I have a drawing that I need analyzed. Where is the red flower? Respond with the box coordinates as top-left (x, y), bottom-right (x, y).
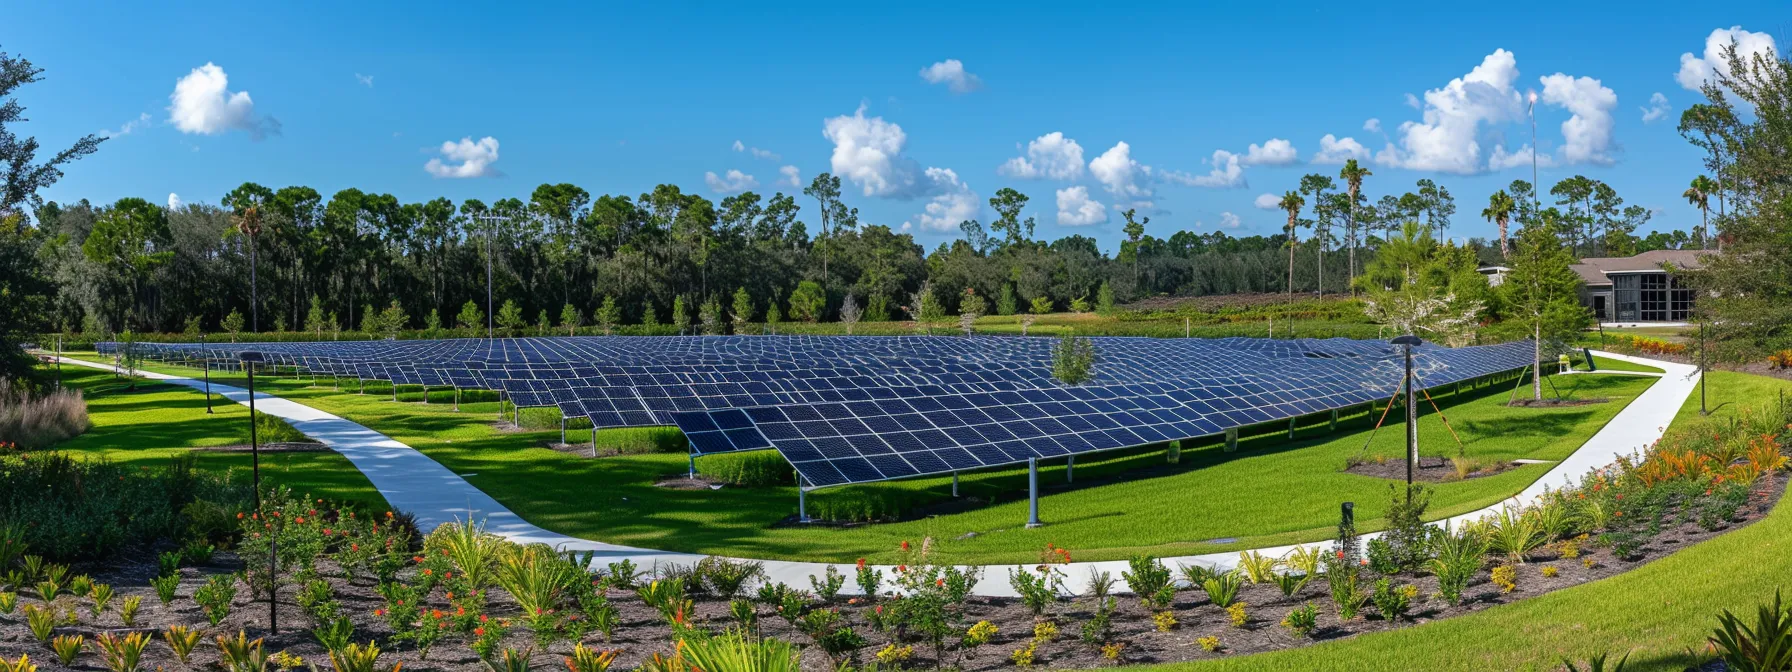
top-left (351, 544), bottom-right (360, 552)
top-left (295, 516), bottom-right (305, 524)
top-left (900, 540), bottom-right (910, 551)
top-left (936, 579), bottom-right (945, 587)
top-left (422, 569), bottom-right (433, 576)
top-left (431, 610), bottom-right (443, 619)
top-left (237, 512), bottom-right (245, 520)
top-left (474, 627), bottom-right (485, 636)
top-left (480, 614), bottom-right (489, 622)
top-left (1336, 550), bottom-right (1344, 559)
top-left (374, 609), bottom-right (386, 616)
top-left (856, 558), bottom-right (867, 569)
top-left (898, 565), bottom-right (907, 573)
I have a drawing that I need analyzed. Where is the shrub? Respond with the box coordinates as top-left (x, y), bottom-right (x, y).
top-left (90, 632), bottom-right (150, 672)
top-left (1273, 571), bottom-right (1310, 597)
top-left (193, 574), bottom-right (237, 626)
top-left (162, 625), bottom-right (201, 664)
top-left (24, 604), bottom-right (53, 641)
top-left (1491, 564), bottom-right (1518, 593)
top-left (1201, 570), bottom-right (1243, 608)
top-left (1122, 555), bottom-right (1172, 608)
top-left (1382, 484), bottom-right (1435, 572)
top-left (964, 620), bottom-right (998, 646)
top-left (1708, 589), bottom-right (1792, 672)
top-left (150, 575), bottom-right (179, 605)
top-left (698, 556), bottom-right (762, 600)
top-left (1371, 579), bottom-right (1417, 621)
top-left (808, 565), bottom-right (845, 602)
top-left (215, 631), bottom-right (269, 672)
top-left (1226, 602), bottom-right (1249, 628)
top-left (1236, 551), bottom-right (1279, 584)
top-left (1081, 597), bottom-right (1116, 646)
top-left (1488, 505), bottom-right (1545, 564)
top-left (1152, 610), bottom-right (1178, 632)
top-left (1430, 524), bottom-right (1488, 606)
top-left (1281, 602), bottom-right (1319, 638)
top-left (0, 451), bottom-right (249, 562)
top-left (0, 385), bottom-right (90, 450)
top-left (51, 635), bottom-right (81, 666)
top-left (119, 595), bottom-right (140, 627)
top-left (1197, 635), bottom-right (1221, 652)
top-left (566, 644), bottom-right (619, 672)
top-left (0, 592), bottom-right (13, 614)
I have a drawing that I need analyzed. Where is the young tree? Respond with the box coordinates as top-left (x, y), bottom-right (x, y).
top-left (221, 309), bottom-right (245, 343)
top-left (496, 299), bottom-right (526, 336)
top-left (1502, 223), bottom-right (1588, 400)
top-left (326, 312), bottom-right (341, 340)
top-left (730, 286), bottom-right (755, 332)
top-left (765, 294), bottom-right (783, 333)
top-left (1118, 209), bottom-right (1148, 289)
top-left (672, 295), bottom-right (692, 335)
top-left (837, 293), bottom-right (860, 335)
top-left (596, 296), bottom-right (620, 335)
top-left (1095, 281), bottom-right (1116, 315)
top-left (641, 301), bottom-right (660, 330)
top-left (456, 300), bottom-right (484, 334)
top-left (698, 296), bottom-right (724, 335)
top-left (1029, 296), bottom-right (1053, 315)
top-left (378, 300), bottom-right (408, 339)
top-left (996, 284), bottom-right (1018, 316)
top-left (1051, 331), bottom-right (1097, 386)
top-left (424, 308), bottom-right (442, 336)
top-left (536, 309), bottom-right (551, 336)
top-left (305, 295), bottom-right (328, 338)
top-left (560, 303), bottom-right (583, 336)
top-left (361, 304), bottom-right (379, 336)
top-left (958, 287), bottom-right (986, 336)
top-left (988, 188), bottom-right (1037, 248)
top-left (182, 315), bottom-right (202, 337)
top-left (788, 281), bottom-right (826, 323)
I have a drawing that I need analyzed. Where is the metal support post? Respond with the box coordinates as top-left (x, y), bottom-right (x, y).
top-left (1026, 457), bottom-right (1043, 528)
top-left (951, 471), bottom-right (959, 497)
top-left (1066, 455), bottom-right (1074, 483)
top-left (1224, 427), bottom-right (1239, 452)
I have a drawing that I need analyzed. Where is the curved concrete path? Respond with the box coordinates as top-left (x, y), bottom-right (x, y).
top-left (61, 351), bottom-right (1697, 597)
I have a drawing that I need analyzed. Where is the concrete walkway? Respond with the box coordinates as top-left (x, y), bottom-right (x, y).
top-left (61, 350), bottom-right (1698, 597)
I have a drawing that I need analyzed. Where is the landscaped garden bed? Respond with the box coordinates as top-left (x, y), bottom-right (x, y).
top-left (1, 389), bottom-right (1787, 672)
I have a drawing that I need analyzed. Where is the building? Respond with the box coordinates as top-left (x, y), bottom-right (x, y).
top-left (1571, 249), bottom-right (1704, 323)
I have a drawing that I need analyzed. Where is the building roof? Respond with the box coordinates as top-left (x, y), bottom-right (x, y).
top-left (1571, 249), bottom-right (1707, 286)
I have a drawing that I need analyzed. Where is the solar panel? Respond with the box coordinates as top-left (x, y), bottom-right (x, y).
top-left (105, 335), bottom-right (1535, 487)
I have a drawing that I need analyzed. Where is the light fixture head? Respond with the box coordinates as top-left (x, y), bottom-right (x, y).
top-left (239, 351), bottom-right (265, 363)
top-left (1390, 335), bottom-right (1423, 347)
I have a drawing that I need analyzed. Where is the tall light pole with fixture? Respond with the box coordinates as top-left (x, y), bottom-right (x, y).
top-left (1527, 90), bottom-right (1540, 211)
top-left (472, 213), bottom-right (512, 339)
top-left (239, 351), bottom-right (276, 632)
top-left (1391, 334), bottom-right (1422, 499)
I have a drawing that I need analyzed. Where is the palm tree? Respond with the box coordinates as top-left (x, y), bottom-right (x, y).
top-left (1278, 190), bottom-right (1305, 299)
top-left (1339, 159), bottom-right (1371, 294)
top-left (232, 201), bottom-right (264, 332)
top-left (1482, 190), bottom-right (1516, 259)
top-left (1684, 175), bottom-right (1715, 250)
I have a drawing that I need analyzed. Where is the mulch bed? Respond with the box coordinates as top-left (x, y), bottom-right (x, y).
top-left (1343, 456), bottom-right (1523, 482)
top-left (2, 473), bottom-right (1783, 671)
top-left (1506, 397), bottom-right (1609, 408)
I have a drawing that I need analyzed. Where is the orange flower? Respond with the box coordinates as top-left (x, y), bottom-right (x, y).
top-left (431, 610), bottom-right (443, 619)
top-left (856, 558), bottom-right (867, 569)
top-left (474, 627), bottom-right (485, 636)
top-left (480, 614), bottom-right (489, 622)
top-left (900, 540), bottom-right (910, 551)
top-left (237, 512), bottom-right (245, 519)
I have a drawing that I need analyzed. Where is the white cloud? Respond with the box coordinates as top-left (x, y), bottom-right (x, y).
top-left (1055, 186), bottom-right (1107, 226)
top-left (732, 140), bottom-right (780, 161)
top-left (1540, 72), bottom-right (1618, 165)
top-left (354, 73), bottom-right (374, 87)
top-left (1311, 134), bottom-right (1370, 164)
top-left (1487, 143), bottom-right (1553, 171)
top-left (1163, 149), bottom-right (1245, 188)
top-left (1677, 26), bottom-right (1778, 91)
top-left (99, 112), bottom-right (152, 138)
top-left (1363, 118), bottom-right (1382, 134)
top-left (1218, 212), bottom-right (1242, 229)
top-left (999, 132), bottom-right (1085, 180)
top-left (916, 167), bottom-right (978, 231)
top-left (704, 169), bottom-right (758, 193)
top-left (167, 193), bottom-right (182, 210)
top-left (1403, 93), bottom-right (1421, 109)
top-left (1089, 141), bottom-right (1157, 197)
top-left (1240, 138), bottom-right (1297, 166)
top-left (1253, 193), bottom-right (1282, 210)
top-left (1641, 92), bottom-right (1671, 122)
top-left (822, 104), bottom-right (924, 198)
top-left (1375, 49), bottom-right (1523, 174)
top-left (424, 136), bottom-right (500, 178)
top-left (900, 221), bottom-right (913, 232)
top-left (778, 165), bottom-right (801, 188)
top-left (168, 63), bottom-right (279, 138)
top-left (919, 59), bottom-right (983, 94)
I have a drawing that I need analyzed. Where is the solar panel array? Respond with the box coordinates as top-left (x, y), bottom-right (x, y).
top-left (106, 336), bottom-right (1534, 487)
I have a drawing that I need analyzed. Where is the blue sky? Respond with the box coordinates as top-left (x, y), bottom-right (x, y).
top-left (11, 1), bottom-right (1787, 251)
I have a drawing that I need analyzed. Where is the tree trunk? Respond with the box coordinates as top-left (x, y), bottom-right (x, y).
top-left (1533, 321), bottom-right (1543, 401)
top-left (1499, 220), bottom-right (1510, 259)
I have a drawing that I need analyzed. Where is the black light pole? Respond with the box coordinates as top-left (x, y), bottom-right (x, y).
top-left (239, 351), bottom-right (275, 632)
top-left (1700, 321), bottom-right (1709, 416)
top-left (473, 213), bottom-right (511, 339)
top-left (1391, 334), bottom-right (1423, 500)
top-left (53, 335), bottom-right (61, 389)
top-left (202, 334), bottom-right (214, 414)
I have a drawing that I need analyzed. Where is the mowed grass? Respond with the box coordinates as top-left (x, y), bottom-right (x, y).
top-left (72, 352), bottom-right (1656, 564)
top-left (1582, 354), bottom-right (1666, 374)
top-left (51, 365), bottom-right (389, 511)
top-left (1146, 369), bottom-right (1792, 672)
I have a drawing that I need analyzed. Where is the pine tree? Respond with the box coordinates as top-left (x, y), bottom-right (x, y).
top-left (596, 296), bottom-right (620, 335)
top-left (1502, 223), bottom-right (1589, 400)
top-left (672, 296), bottom-right (692, 335)
top-left (560, 303), bottom-right (583, 336)
top-left (730, 287), bottom-right (754, 332)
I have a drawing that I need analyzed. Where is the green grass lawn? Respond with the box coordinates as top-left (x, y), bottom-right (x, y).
top-left (52, 366), bottom-right (390, 511)
top-left (1581, 354), bottom-right (1666, 374)
top-left (68, 353), bottom-right (1655, 564)
top-left (1144, 369), bottom-right (1792, 672)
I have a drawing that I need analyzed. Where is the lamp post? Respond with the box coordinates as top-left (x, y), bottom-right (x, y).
top-left (472, 213), bottom-right (512, 339)
top-left (202, 333), bottom-right (213, 414)
top-left (1391, 334), bottom-right (1423, 499)
top-left (239, 351), bottom-right (276, 632)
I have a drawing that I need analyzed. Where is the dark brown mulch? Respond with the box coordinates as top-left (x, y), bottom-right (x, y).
top-left (655, 475), bottom-right (725, 490)
top-left (1507, 397), bottom-right (1609, 408)
top-left (1343, 456), bottom-right (1523, 482)
top-left (1, 473), bottom-right (1783, 672)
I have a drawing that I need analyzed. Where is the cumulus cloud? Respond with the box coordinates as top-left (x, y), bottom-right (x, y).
top-left (822, 104), bottom-right (924, 198)
top-left (100, 112), bottom-right (152, 138)
top-left (778, 165), bottom-right (801, 188)
top-left (1240, 138), bottom-right (1297, 166)
top-left (919, 59), bottom-right (983, 93)
top-left (1163, 149), bottom-right (1245, 188)
top-left (1375, 49), bottom-right (1523, 174)
top-left (732, 140), bottom-right (781, 161)
top-left (1364, 118), bottom-right (1382, 134)
top-left (999, 132), bottom-right (1085, 180)
top-left (424, 136), bottom-right (501, 178)
top-left (1311, 134), bottom-right (1370, 164)
top-left (167, 63), bottom-right (280, 139)
top-left (1641, 92), bottom-right (1671, 122)
top-left (1055, 186), bottom-right (1107, 226)
top-left (1487, 143), bottom-right (1553, 171)
top-left (916, 167), bottom-right (979, 231)
top-left (1089, 141), bottom-right (1156, 198)
top-left (1253, 193), bottom-right (1282, 210)
top-left (705, 169), bottom-right (758, 193)
top-left (167, 193), bottom-right (182, 210)
top-left (1540, 72), bottom-right (1618, 165)
top-left (355, 73), bottom-right (374, 87)
top-left (1217, 212), bottom-right (1242, 229)
top-left (1677, 26), bottom-right (1778, 91)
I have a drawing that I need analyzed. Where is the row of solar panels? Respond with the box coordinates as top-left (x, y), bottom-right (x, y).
top-left (103, 335), bottom-right (1535, 487)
